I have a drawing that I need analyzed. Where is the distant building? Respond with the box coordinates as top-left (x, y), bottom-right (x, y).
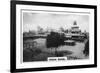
top-left (68, 21), bottom-right (81, 34)
top-left (65, 21), bottom-right (87, 42)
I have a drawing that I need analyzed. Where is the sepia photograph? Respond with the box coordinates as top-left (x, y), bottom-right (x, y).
top-left (22, 11), bottom-right (89, 62)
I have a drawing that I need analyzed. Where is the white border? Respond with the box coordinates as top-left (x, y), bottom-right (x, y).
top-left (16, 4), bottom-right (94, 69)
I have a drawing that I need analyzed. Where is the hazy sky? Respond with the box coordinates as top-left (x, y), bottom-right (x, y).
top-left (23, 12), bottom-right (89, 32)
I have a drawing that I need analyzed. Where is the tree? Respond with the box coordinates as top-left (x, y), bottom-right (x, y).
top-left (37, 26), bottom-right (43, 34)
top-left (59, 27), bottom-right (65, 32)
top-left (46, 31), bottom-right (65, 56)
top-left (83, 40), bottom-right (89, 56)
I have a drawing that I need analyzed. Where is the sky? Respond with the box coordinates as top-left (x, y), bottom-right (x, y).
top-left (23, 12), bottom-right (89, 32)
